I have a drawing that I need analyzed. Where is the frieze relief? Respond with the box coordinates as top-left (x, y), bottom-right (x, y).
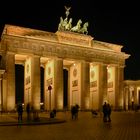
top-left (2, 35), bottom-right (126, 65)
top-left (62, 49), bottom-right (67, 55)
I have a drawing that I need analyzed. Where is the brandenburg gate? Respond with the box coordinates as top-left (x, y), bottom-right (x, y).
top-left (0, 7), bottom-right (130, 112)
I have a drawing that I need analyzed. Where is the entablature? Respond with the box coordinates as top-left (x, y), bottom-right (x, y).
top-left (1, 34), bottom-right (130, 66)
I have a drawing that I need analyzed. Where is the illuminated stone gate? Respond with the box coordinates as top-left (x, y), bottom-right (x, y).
top-left (0, 24), bottom-right (130, 112)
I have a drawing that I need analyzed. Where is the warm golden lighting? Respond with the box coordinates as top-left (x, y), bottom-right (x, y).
top-left (0, 24), bottom-right (130, 111)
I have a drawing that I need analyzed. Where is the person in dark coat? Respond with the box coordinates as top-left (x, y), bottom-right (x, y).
top-left (26, 103), bottom-right (31, 121)
top-left (71, 104), bottom-right (80, 120)
top-left (17, 103), bottom-right (23, 122)
top-left (53, 109), bottom-right (56, 117)
top-left (75, 104), bottom-right (80, 119)
top-left (102, 102), bottom-right (108, 122)
top-left (107, 103), bottom-right (112, 122)
top-left (71, 105), bottom-right (77, 120)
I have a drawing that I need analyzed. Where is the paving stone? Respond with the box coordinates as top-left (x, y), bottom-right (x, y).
top-left (0, 111), bottom-right (140, 140)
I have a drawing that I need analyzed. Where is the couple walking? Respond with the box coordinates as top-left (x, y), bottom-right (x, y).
top-left (71, 104), bottom-right (80, 120)
top-left (103, 102), bottom-right (111, 122)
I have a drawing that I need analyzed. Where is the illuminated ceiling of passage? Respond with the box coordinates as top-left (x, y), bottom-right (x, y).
top-left (15, 54), bottom-right (75, 66)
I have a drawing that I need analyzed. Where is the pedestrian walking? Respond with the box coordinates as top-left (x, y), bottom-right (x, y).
top-left (26, 103), bottom-right (31, 121)
top-left (71, 104), bottom-right (80, 120)
top-left (102, 102), bottom-right (108, 122)
top-left (53, 109), bottom-right (56, 117)
top-left (75, 104), bottom-right (80, 119)
top-left (17, 103), bottom-right (23, 122)
top-left (107, 103), bottom-right (111, 122)
top-left (71, 105), bottom-right (77, 120)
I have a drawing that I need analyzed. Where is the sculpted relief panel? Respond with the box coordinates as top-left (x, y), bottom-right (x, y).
top-left (2, 35), bottom-right (125, 65)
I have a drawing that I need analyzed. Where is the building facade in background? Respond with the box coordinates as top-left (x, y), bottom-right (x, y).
top-left (124, 80), bottom-right (140, 110)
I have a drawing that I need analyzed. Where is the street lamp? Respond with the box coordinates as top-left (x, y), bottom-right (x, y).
top-left (48, 85), bottom-right (52, 112)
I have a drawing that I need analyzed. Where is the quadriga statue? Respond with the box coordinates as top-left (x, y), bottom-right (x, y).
top-left (70, 19), bottom-right (82, 32)
top-left (79, 22), bottom-right (89, 34)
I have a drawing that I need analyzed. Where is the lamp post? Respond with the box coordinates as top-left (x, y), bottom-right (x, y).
top-left (48, 85), bottom-right (52, 112)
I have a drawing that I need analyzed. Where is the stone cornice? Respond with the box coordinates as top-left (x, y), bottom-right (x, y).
top-left (93, 40), bottom-right (123, 53)
top-left (1, 34), bottom-right (129, 66)
top-left (124, 80), bottom-right (140, 86)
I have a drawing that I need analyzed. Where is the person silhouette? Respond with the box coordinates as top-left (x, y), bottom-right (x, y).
top-left (17, 103), bottom-right (23, 122)
top-left (107, 103), bottom-right (112, 122)
top-left (102, 102), bottom-right (108, 122)
top-left (26, 103), bottom-right (31, 121)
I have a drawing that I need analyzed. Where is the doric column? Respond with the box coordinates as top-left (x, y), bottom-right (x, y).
top-left (117, 66), bottom-right (124, 110)
top-left (134, 86), bottom-right (138, 106)
top-left (124, 86), bottom-right (129, 110)
top-left (114, 66), bottom-right (119, 110)
top-left (98, 64), bottom-right (107, 109)
top-left (0, 71), bottom-right (5, 111)
top-left (0, 72), bottom-right (5, 111)
top-left (6, 52), bottom-right (15, 111)
top-left (128, 86), bottom-right (131, 109)
top-left (54, 58), bottom-right (63, 110)
top-left (0, 79), bottom-right (2, 111)
top-left (2, 73), bottom-right (7, 111)
top-left (81, 61), bottom-right (90, 109)
top-left (31, 55), bottom-right (40, 110)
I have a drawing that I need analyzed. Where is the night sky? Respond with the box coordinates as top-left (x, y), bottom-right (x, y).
top-left (0, 0), bottom-right (140, 80)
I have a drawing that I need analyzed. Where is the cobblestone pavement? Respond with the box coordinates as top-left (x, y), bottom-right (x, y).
top-left (0, 112), bottom-right (65, 126)
top-left (0, 111), bottom-right (140, 140)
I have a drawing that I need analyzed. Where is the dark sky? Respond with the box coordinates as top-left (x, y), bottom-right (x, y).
top-left (0, 0), bottom-right (140, 80)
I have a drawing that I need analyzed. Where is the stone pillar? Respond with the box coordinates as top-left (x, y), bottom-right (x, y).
top-left (31, 55), bottom-right (40, 110)
top-left (134, 86), bottom-right (138, 107)
top-left (117, 66), bottom-right (124, 110)
top-left (0, 72), bottom-right (5, 111)
top-left (0, 79), bottom-right (2, 111)
top-left (81, 61), bottom-right (90, 110)
top-left (2, 74), bottom-right (7, 111)
top-left (1, 54), bottom-right (7, 111)
top-left (124, 86), bottom-right (129, 110)
top-left (54, 59), bottom-right (63, 110)
top-left (98, 64), bottom-right (107, 109)
top-left (114, 66), bottom-right (119, 110)
top-left (6, 52), bottom-right (15, 111)
top-left (128, 87), bottom-right (131, 110)
top-left (67, 68), bottom-right (70, 109)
